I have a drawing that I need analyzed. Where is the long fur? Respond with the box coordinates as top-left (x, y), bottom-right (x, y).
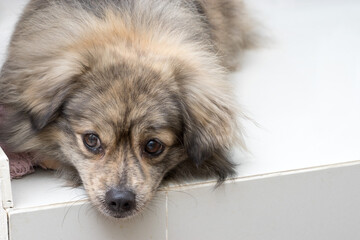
top-left (0, 0), bottom-right (255, 218)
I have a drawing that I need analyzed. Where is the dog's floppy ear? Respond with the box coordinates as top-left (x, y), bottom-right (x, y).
top-left (0, 54), bottom-right (85, 130)
top-left (176, 64), bottom-right (239, 181)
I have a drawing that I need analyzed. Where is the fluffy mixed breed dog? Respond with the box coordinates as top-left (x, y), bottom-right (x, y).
top-left (0, 0), bottom-right (254, 219)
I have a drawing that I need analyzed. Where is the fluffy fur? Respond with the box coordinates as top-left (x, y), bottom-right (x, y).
top-left (0, 0), bottom-right (254, 218)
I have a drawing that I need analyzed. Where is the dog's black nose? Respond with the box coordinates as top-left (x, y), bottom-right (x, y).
top-left (105, 188), bottom-right (136, 213)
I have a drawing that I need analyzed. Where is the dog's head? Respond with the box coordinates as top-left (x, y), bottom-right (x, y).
top-left (0, 47), bottom-right (238, 218)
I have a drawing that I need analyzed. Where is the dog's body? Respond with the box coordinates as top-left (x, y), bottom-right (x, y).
top-left (0, 0), bottom-right (254, 218)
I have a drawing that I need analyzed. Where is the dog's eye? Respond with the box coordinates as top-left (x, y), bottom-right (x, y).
top-left (144, 139), bottom-right (164, 156)
top-left (83, 133), bottom-right (102, 153)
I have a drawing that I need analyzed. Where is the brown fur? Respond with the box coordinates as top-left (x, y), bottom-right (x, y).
top-left (0, 0), bottom-right (255, 218)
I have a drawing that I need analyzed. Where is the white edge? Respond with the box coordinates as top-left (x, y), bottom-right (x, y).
top-left (7, 160), bottom-right (360, 214)
top-left (0, 147), bottom-right (13, 209)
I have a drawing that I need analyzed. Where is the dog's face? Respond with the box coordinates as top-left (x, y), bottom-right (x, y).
top-left (56, 62), bottom-right (187, 218)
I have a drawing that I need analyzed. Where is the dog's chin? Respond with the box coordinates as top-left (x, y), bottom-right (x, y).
top-left (105, 209), bottom-right (138, 219)
top-left (95, 204), bottom-right (138, 220)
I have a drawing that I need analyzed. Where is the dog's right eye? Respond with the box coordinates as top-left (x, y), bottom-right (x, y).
top-left (83, 133), bottom-right (102, 153)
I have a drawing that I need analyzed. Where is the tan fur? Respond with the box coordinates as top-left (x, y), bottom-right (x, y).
top-left (0, 0), bottom-right (255, 218)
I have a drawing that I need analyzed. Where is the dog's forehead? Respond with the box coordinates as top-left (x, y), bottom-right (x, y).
top-left (85, 62), bottom-right (176, 99)
top-left (67, 63), bottom-right (181, 133)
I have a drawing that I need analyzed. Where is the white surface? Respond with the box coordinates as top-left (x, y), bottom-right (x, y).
top-left (232, 0), bottom-right (360, 176)
top-left (167, 162), bottom-right (360, 240)
top-left (10, 170), bottom-right (86, 209)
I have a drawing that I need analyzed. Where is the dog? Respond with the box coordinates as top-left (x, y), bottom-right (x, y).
top-left (0, 0), bottom-right (255, 219)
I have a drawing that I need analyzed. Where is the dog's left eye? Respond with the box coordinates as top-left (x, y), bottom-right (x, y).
top-left (83, 133), bottom-right (102, 153)
top-left (144, 139), bottom-right (164, 156)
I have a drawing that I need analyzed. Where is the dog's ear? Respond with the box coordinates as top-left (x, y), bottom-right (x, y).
top-left (0, 54), bottom-right (85, 130)
top-left (175, 64), bottom-right (239, 181)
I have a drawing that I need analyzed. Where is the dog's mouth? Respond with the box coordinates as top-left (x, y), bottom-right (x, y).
top-left (105, 208), bottom-right (137, 219)
top-left (98, 201), bottom-right (139, 219)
